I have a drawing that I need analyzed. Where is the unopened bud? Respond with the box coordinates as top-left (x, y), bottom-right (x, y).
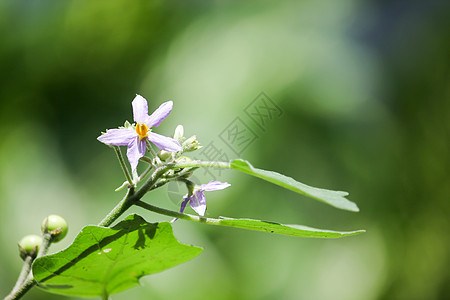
top-left (41, 215), bottom-right (68, 243)
top-left (182, 135), bottom-right (201, 152)
top-left (158, 150), bottom-right (172, 161)
top-left (174, 125), bottom-right (185, 142)
top-left (18, 235), bottom-right (42, 260)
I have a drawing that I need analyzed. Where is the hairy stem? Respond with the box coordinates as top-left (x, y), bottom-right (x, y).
top-left (10, 256), bottom-right (33, 294)
top-left (98, 187), bottom-right (135, 227)
top-left (130, 165), bottom-right (171, 200)
top-left (98, 163), bottom-right (172, 227)
top-left (139, 164), bottom-right (154, 181)
top-left (147, 179), bottom-right (169, 192)
top-left (5, 233), bottom-right (53, 300)
top-left (162, 167), bottom-right (198, 179)
top-left (113, 146), bottom-right (133, 185)
top-left (4, 278), bottom-right (35, 300)
top-left (37, 233), bottom-right (52, 257)
top-left (172, 160), bottom-right (230, 169)
top-left (135, 200), bottom-right (219, 225)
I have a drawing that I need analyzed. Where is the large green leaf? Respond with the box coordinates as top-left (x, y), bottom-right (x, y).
top-left (32, 214), bottom-right (203, 298)
top-left (230, 159), bottom-right (359, 212)
top-left (215, 217), bottom-right (364, 238)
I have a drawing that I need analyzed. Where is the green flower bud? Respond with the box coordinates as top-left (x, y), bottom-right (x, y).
top-left (123, 120), bottom-right (133, 129)
top-left (176, 156), bottom-right (192, 164)
top-left (174, 125), bottom-right (185, 142)
top-left (41, 215), bottom-right (68, 243)
top-left (18, 234), bottom-right (42, 259)
top-left (182, 135), bottom-right (201, 152)
top-left (158, 150), bottom-right (172, 161)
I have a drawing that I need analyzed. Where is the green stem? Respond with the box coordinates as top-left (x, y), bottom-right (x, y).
top-left (139, 165), bottom-right (154, 181)
top-left (31, 233), bottom-right (51, 269)
top-left (37, 233), bottom-right (52, 257)
top-left (130, 165), bottom-right (171, 200)
top-left (140, 155), bottom-right (157, 169)
top-left (135, 200), bottom-right (210, 223)
top-left (162, 167), bottom-right (198, 179)
top-left (98, 187), bottom-right (134, 227)
top-left (98, 164), bottom-right (170, 227)
top-left (172, 160), bottom-right (230, 169)
top-left (129, 160), bottom-right (226, 204)
top-left (4, 278), bottom-right (35, 300)
top-left (147, 179), bottom-right (169, 191)
top-left (5, 233), bottom-right (53, 300)
top-left (10, 256), bottom-right (33, 294)
top-left (140, 156), bottom-right (154, 164)
top-left (99, 159), bottom-right (175, 228)
top-left (113, 146), bottom-right (133, 185)
top-left (146, 140), bottom-right (158, 157)
top-left (146, 140), bottom-right (162, 165)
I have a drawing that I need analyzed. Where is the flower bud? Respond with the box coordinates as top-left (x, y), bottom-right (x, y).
top-left (182, 135), bottom-right (201, 152)
top-left (18, 234), bottom-right (42, 259)
top-left (41, 215), bottom-right (68, 243)
top-left (157, 150), bottom-right (172, 161)
top-left (176, 156), bottom-right (192, 164)
top-left (122, 120), bottom-right (133, 129)
top-left (174, 125), bottom-right (185, 142)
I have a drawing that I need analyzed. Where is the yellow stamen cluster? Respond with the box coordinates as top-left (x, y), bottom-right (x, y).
top-left (136, 123), bottom-right (149, 140)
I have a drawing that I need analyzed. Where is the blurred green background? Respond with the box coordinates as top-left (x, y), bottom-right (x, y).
top-left (0, 0), bottom-right (449, 299)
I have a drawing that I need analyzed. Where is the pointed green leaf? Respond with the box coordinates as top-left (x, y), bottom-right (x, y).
top-left (215, 217), bottom-right (364, 238)
top-left (32, 214), bottom-right (203, 298)
top-left (230, 159), bottom-right (359, 212)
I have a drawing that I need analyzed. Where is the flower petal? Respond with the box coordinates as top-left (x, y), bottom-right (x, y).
top-left (190, 191), bottom-right (207, 216)
top-left (171, 195), bottom-right (191, 223)
top-left (179, 195), bottom-right (191, 214)
top-left (126, 137), bottom-right (146, 171)
top-left (146, 101), bottom-right (173, 127)
top-left (132, 94), bottom-right (149, 123)
top-left (147, 132), bottom-right (182, 152)
top-left (200, 181), bottom-right (231, 192)
top-left (97, 128), bottom-right (136, 146)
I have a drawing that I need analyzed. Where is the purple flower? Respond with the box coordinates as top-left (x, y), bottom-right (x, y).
top-left (97, 95), bottom-right (182, 171)
top-left (180, 181), bottom-right (231, 216)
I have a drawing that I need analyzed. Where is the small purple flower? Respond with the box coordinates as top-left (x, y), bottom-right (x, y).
top-left (180, 181), bottom-right (231, 216)
top-left (97, 95), bottom-right (182, 171)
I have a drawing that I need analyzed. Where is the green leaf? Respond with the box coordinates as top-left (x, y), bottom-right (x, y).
top-left (133, 201), bottom-right (364, 238)
top-left (215, 217), bottom-right (364, 238)
top-left (32, 214), bottom-right (203, 298)
top-left (230, 159), bottom-right (359, 212)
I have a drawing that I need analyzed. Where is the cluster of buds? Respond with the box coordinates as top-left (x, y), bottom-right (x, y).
top-left (18, 215), bottom-right (68, 260)
top-left (158, 125), bottom-right (201, 162)
top-left (174, 124), bottom-right (201, 153)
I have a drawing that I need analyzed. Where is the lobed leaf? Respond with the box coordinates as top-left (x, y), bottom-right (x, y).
top-left (230, 159), bottom-right (359, 212)
top-left (32, 214), bottom-right (202, 298)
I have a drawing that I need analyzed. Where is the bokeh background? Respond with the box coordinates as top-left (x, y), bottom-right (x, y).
top-left (0, 1), bottom-right (449, 299)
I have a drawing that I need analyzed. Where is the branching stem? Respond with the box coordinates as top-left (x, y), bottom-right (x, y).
top-left (98, 187), bottom-right (135, 227)
top-left (6, 159), bottom-right (230, 299)
top-left (5, 233), bottom-right (53, 300)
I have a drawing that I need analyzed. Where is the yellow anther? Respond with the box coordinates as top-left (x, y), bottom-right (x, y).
top-left (136, 123), bottom-right (149, 140)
